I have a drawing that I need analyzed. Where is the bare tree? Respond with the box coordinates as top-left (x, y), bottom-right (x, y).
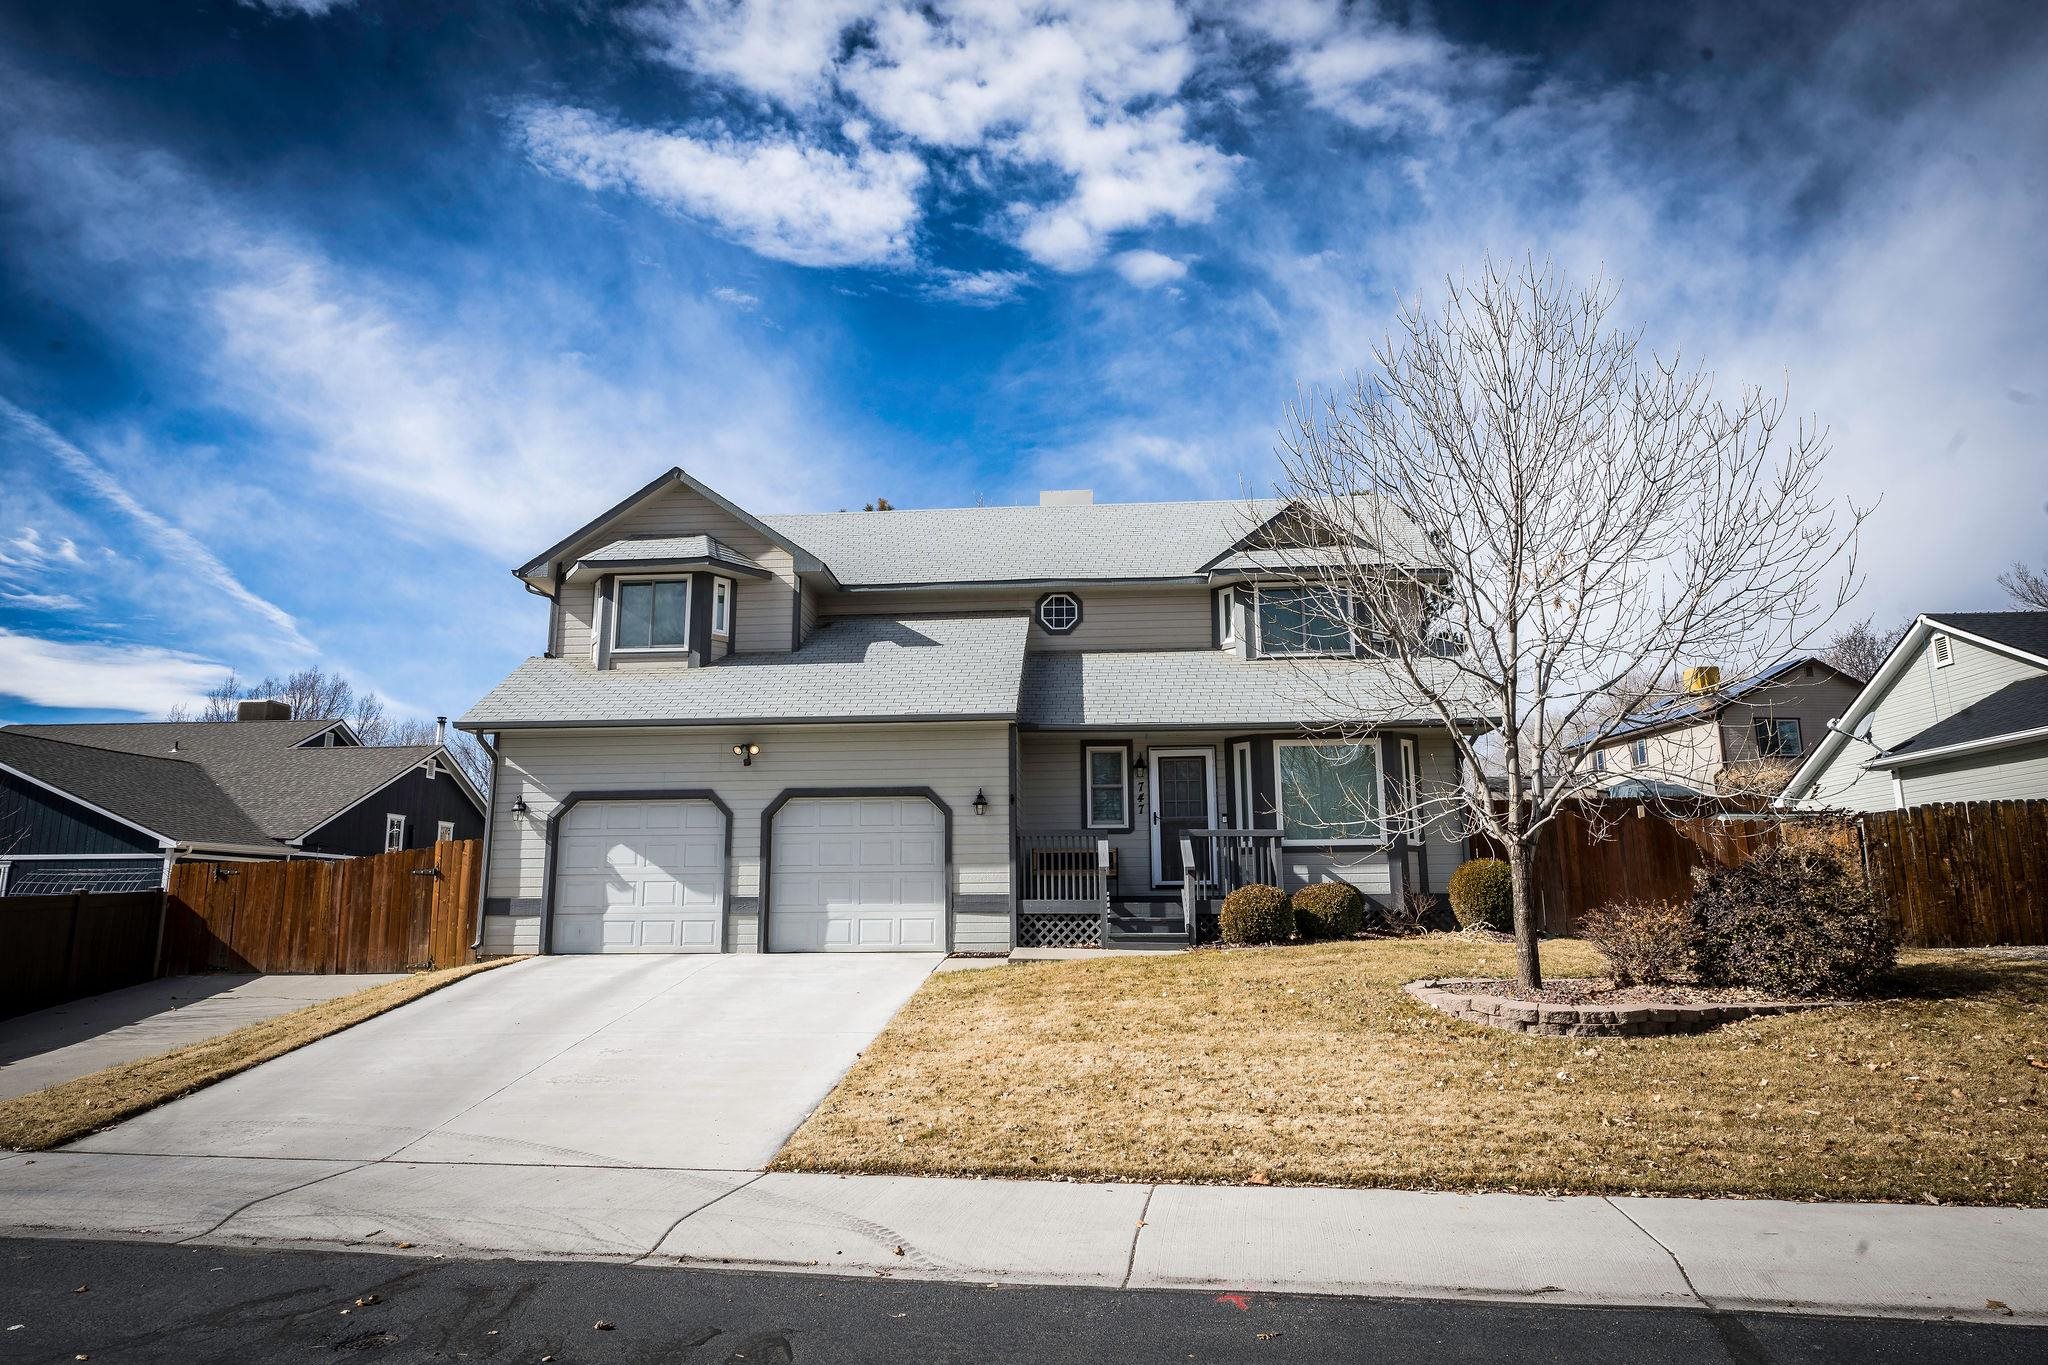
top-left (1998, 560), bottom-right (2048, 611)
top-left (1268, 259), bottom-right (1864, 988)
top-left (1819, 614), bottom-right (1909, 683)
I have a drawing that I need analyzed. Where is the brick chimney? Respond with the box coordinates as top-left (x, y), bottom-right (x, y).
top-left (236, 698), bottom-right (292, 722)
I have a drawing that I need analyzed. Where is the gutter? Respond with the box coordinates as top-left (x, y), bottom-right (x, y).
top-left (1863, 722), bottom-right (2048, 771)
top-left (469, 731), bottom-right (503, 954)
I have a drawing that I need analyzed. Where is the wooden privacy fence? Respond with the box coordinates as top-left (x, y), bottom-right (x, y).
top-left (162, 839), bottom-right (480, 975)
top-left (0, 891), bottom-right (164, 1020)
top-left (1478, 799), bottom-right (2047, 947)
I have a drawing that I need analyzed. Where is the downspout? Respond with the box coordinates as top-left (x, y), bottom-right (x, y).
top-left (468, 731), bottom-right (503, 955)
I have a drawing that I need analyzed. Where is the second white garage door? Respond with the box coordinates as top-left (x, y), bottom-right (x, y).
top-left (554, 800), bottom-right (725, 953)
top-left (769, 796), bottom-right (945, 952)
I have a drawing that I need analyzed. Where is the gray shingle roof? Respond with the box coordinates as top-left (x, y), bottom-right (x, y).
top-left (1925, 611), bottom-right (2048, 662)
top-left (1872, 674), bottom-right (2048, 765)
top-left (0, 730), bottom-right (280, 848)
top-left (1018, 650), bottom-right (1493, 729)
top-left (1567, 657), bottom-right (1857, 749)
top-left (8, 721), bottom-right (464, 841)
top-left (459, 614), bottom-right (1031, 728)
top-left (573, 535), bottom-right (766, 576)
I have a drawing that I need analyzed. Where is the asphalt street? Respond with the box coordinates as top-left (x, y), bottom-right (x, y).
top-left (2, 1237), bottom-right (2043, 1364)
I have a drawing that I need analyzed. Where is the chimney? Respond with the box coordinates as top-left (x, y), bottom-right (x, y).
top-left (236, 698), bottom-right (292, 722)
top-left (435, 716), bottom-right (448, 746)
top-left (1682, 666), bottom-right (1722, 694)
top-left (1039, 489), bottom-right (1094, 506)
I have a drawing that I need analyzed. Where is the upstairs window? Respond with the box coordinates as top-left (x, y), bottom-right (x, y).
top-left (1592, 750), bottom-right (1607, 774)
top-left (1630, 739), bottom-right (1648, 766)
top-left (384, 813), bottom-right (406, 853)
top-left (1037, 592), bottom-right (1082, 635)
top-left (1255, 585), bottom-right (1351, 657)
top-left (615, 578), bottom-right (689, 651)
top-left (1085, 745), bottom-right (1129, 828)
top-left (711, 577), bottom-right (732, 638)
top-left (1753, 717), bottom-right (1803, 758)
top-left (1215, 588), bottom-right (1236, 645)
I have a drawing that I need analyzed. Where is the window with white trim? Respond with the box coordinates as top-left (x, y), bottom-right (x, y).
top-left (1085, 745), bottom-right (1129, 828)
top-left (436, 820), bottom-right (456, 842)
top-left (613, 577), bottom-right (690, 651)
top-left (1216, 588), bottom-right (1236, 645)
top-left (384, 813), bottom-right (406, 852)
top-left (1592, 750), bottom-right (1607, 774)
top-left (1274, 741), bottom-right (1381, 845)
top-left (1630, 739), bottom-right (1648, 766)
top-left (1753, 717), bottom-right (1803, 758)
top-left (1254, 584), bottom-right (1352, 657)
top-left (712, 577), bottom-right (732, 638)
top-left (1038, 592), bottom-right (1081, 635)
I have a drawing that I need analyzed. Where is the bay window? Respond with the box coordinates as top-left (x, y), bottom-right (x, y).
top-left (614, 578), bottom-right (689, 651)
top-left (1255, 585), bottom-right (1352, 657)
top-left (1274, 741), bottom-right (1381, 844)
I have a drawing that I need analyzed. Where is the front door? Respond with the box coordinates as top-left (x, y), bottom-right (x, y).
top-left (1151, 749), bottom-right (1215, 886)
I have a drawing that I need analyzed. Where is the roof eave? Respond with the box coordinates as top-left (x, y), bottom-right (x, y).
top-left (514, 467), bottom-right (831, 584)
top-left (1866, 722), bottom-right (2048, 771)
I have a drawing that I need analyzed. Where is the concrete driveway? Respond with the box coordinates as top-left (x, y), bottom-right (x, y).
top-left (67, 954), bottom-right (940, 1172)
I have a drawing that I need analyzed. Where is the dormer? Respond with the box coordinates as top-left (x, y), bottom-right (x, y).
top-left (513, 469), bottom-right (836, 669)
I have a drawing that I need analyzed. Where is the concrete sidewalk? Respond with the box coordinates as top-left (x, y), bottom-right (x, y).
top-left (0, 974), bottom-right (406, 1100)
top-left (0, 1153), bottom-right (2039, 1325)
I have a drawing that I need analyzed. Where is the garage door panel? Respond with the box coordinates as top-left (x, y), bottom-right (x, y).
top-left (770, 797), bottom-right (947, 953)
top-left (555, 800), bottom-right (725, 954)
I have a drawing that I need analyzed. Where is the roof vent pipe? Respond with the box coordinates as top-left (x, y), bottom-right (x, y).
top-left (435, 716), bottom-right (448, 746)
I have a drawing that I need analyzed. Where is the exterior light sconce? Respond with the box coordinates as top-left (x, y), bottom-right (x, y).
top-left (733, 742), bottom-right (761, 766)
top-left (973, 788), bottom-right (989, 817)
top-left (510, 798), bottom-right (529, 815)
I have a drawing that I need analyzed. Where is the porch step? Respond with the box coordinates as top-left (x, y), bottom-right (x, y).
top-left (1103, 910), bottom-right (1187, 950)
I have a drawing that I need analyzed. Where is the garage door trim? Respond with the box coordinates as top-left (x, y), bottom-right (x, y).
top-left (760, 787), bottom-right (953, 953)
top-left (541, 789), bottom-right (734, 954)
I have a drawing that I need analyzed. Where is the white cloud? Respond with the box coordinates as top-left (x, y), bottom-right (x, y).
top-left (236, 0), bottom-right (355, 14)
top-left (1111, 248), bottom-right (1187, 287)
top-left (1, 590), bottom-right (87, 612)
top-left (711, 285), bottom-right (762, 309)
top-left (0, 628), bottom-right (230, 714)
top-left (518, 105), bottom-right (925, 268)
top-left (1231, 0), bottom-right (1507, 135)
top-left (626, 0), bottom-right (874, 106)
top-left (923, 268), bottom-right (1029, 306)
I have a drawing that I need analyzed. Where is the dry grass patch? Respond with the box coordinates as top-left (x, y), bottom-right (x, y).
top-left (0, 959), bottom-right (512, 1151)
top-left (774, 938), bottom-right (2048, 1204)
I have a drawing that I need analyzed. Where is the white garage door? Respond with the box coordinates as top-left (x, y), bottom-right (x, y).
top-left (769, 797), bottom-right (945, 952)
top-left (554, 800), bottom-right (725, 953)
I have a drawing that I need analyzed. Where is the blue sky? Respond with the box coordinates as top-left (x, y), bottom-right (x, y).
top-left (1, 0), bottom-right (2043, 726)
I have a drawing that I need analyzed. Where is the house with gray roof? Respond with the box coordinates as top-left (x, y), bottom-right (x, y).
top-left (0, 704), bottom-right (485, 895)
top-left (460, 466), bottom-right (1489, 957)
top-left (1779, 612), bottom-right (2048, 810)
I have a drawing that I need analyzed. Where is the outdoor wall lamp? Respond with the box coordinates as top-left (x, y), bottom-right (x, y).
top-left (510, 798), bottom-right (529, 814)
top-left (733, 742), bottom-right (761, 766)
top-left (973, 788), bottom-right (989, 816)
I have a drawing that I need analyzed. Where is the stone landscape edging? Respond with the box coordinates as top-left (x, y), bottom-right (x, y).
top-left (1404, 977), bottom-right (1839, 1037)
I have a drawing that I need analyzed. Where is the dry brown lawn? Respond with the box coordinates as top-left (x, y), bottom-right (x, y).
top-left (0, 959), bottom-right (511, 1151)
top-left (774, 938), bottom-right (2048, 1205)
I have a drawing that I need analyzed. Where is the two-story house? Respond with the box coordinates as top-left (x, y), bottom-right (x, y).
top-left (1573, 658), bottom-right (1866, 798)
top-left (1779, 612), bottom-right (2048, 810)
top-left (459, 468), bottom-right (1486, 957)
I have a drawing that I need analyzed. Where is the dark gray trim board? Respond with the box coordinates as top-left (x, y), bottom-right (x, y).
top-left (538, 789), bottom-right (735, 955)
top-left (758, 787), bottom-right (954, 954)
top-left (467, 711), bottom-right (1016, 732)
top-left (575, 554), bottom-right (772, 579)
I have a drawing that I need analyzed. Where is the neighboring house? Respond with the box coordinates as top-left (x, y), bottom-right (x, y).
top-left (459, 467), bottom-right (1490, 957)
top-left (1780, 612), bottom-right (2048, 810)
top-left (0, 703), bottom-right (485, 895)
top-left (1572, 657), bottom-right (1865, 797)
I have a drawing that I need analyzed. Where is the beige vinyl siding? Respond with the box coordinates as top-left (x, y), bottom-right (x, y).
top-left (1899, 738), bottom-right (2048, 804)
top-left (817, 584), bottom-right (1211, 653)
top-left (1717, 670), bottom-right (1863, 765)
top-left (1594, 721), bottom-right (1721, 791)
top-left (560, 582), bottom-right (599, 663)
top-left (485, 721), bottom-right (1013, 952)
top-left (552, 484), bottom-right (803, 655)
top-left (799, 582), bottom-right (818, 645)
top-left (481, 913), bottom-right (538, 956)
top-left (1797, 632), bottom-right (2047, 811)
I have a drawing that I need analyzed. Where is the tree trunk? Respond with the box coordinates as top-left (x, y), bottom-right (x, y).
top-left (1506, 841), bottom-right (1543, 990)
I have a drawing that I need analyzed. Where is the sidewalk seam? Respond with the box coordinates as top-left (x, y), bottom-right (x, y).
top-left (173, 1159), bottom-right (373, 1245)
top-left (1120, 1185), bottom-right (1157, 1290)
top-left (631, 1171), bottom-right (766, 1264)
top-left (1603, 1197), bottom-right (1710, 1310)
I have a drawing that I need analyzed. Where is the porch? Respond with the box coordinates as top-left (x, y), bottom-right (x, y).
top-left (1016, 828), bottom-right (1283, 949)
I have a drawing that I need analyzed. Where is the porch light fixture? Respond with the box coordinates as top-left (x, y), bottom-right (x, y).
top-left (973, 788), bottom-right (989, 817)
top-left (510, 798), bottom-right (529, 815)
top-left (733, 742), bottom-right (761, 766)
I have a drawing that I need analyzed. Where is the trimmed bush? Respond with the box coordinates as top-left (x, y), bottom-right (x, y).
top-left (1690, 847), bottom-right (1896, 998)
top-left (1291, 881), bottom-right (1366, 939)
top-left (1579, 898), bottom-right (1698, 986)
top-left (1219, 884), bottom-right (1292, 945)
top-left (1447, 858), bottom-right (1514, 932)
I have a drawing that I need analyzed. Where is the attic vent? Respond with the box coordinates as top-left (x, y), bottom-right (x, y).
top-left (1039, 489), bottom-right (1093, 506)
top-left (237, 698), bottom-right (292, 722)
top-left (1931, 633), bottom-right (1953, 668)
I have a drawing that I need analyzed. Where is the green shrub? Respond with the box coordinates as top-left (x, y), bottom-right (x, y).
top-left (1447, 858), bottom-right (1514, 931)
top-left (1291, 881), bottom-right (1366, 939)
top-left (1579, 898), bottom-right (1698, 986)
top-left (1219, 884), bottom-right (1292, 945)
top-left (1690, 847), bottom-right (1896, 998)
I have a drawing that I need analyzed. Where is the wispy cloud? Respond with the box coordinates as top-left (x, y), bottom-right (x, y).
top-left (0, 628), bottom-right (229, 714)
top-left (923, 268), bottom-right (1030, 306)
top-left (1111, 249), bottom-right (1187, 287)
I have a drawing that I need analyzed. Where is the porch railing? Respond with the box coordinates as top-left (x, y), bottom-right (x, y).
top-left (1018, 832), bottom-right (1115, 907)
top-left (1179, 828), bottom-right (1284, 945)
